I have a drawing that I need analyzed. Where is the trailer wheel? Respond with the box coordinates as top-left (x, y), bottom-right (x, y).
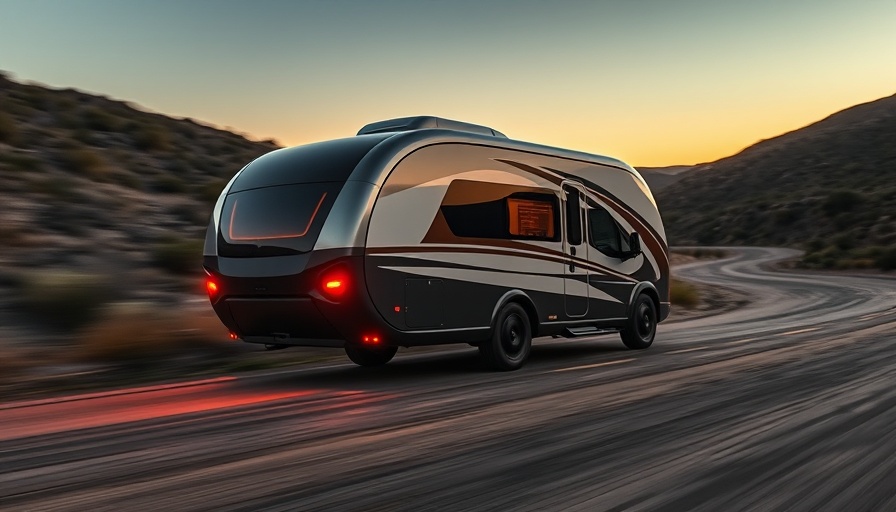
top-left (621, 293), bottom-right (657, 349)
top-left (345, 344), bottom-right (398, 367)
top-left (480, 302), bottom-right (532, 371)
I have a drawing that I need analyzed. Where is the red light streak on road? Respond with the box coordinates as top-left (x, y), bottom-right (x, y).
top-left (0, 380), bottom-right (319, 442)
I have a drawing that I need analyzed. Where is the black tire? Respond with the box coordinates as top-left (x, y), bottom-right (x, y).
top-left (345, 344), bottom-right (398, 367)
top-left (621, 293), bottom-right (657, 349)
top-left (479, 302), bottom-right (532, 371)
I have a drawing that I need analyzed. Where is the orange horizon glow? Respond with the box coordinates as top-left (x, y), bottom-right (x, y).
top-left (2, 2), bottom-right (894, 168)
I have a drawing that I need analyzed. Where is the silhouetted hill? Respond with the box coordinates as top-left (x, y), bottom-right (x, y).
top-left (0, 71), bottom-right (279, 294)
top-left (656, 93), bottom-right (896, 270)
top-left (637, 165), bottom-right (696, 191)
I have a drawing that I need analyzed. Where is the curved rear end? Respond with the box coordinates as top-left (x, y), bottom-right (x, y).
top-left (203, 136), bottom-right (388, 346)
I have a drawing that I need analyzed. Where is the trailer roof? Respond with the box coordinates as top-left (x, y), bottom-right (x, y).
top-left (358, 116), bottom-right (506, 138)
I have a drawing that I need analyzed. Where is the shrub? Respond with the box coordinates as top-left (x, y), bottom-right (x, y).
top-left (0, 151), bottom-right (42, 172)
top-left (17, 271), bottom-right (113, 330)
top-left (61, 146), bottom-right (107, 180)
top-left (876, 246), bottom-right (896, 271)
top-left (822, 190), bottom-right (863, 216)
top-left (195, 179), bottom-right (226, 205)
top-left (0, 224), bottom-right (32, 247)
top-left (672, 248), bottom-right (727, 260)
top-left (0, 108), bottom-right (18, 144)
top-left (28, 176), bottom-right (84, 202)
top-left (152, 173), bottom-right (187, 193)
top-left (670, 278), bottom-right (700, 309)
top-left (82, 106), bottom-right (120, 131)
top-left (110, 169), bottom-right (144, 190)
top-left (152, 236), bottom-right (204, 274)
top-left (132, 123), bottom-right (171, 151)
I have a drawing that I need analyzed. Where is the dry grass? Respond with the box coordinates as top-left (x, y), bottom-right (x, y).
top-left (18, 271), bottom-right (112, 329)
top-left (75, 302), bottom-right (234, 365)
top-left (152, 236), bottom-right (204, 275)
top-left (0, 348), bottom-right (29, 387)
top-left (670, 278), bottom-right (700, 309)
top-left (61, 146), bottom-right (108, 180)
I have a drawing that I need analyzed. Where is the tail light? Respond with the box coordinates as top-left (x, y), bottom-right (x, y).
top-left (320, 268), bottom-right (349, 300)
top-left (206, 278), bottom-right (219, 299)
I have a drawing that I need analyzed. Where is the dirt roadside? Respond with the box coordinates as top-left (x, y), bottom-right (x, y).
top-left (665, 252), bottom-right (750, 323)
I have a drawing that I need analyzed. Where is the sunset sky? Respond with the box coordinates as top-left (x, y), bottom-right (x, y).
top-left (1, 0), bottom-right (894, 167)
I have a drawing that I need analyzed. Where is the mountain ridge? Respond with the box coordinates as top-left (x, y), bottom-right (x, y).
top-left (656, 92), bottom-right (896, 270)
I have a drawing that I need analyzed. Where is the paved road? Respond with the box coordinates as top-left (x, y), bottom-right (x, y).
top-left (2, 247), bottom-right (895, 511)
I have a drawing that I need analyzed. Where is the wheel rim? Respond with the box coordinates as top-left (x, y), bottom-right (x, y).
top-left (636, 302), bottom-right (655, 340)
top-left (501, 313), bottom-right (527, 359)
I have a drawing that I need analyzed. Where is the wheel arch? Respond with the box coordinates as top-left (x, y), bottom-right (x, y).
top-left (628, 282), bottom-right (660, 319)
top-left (490, 289), bottom-right (540, 336)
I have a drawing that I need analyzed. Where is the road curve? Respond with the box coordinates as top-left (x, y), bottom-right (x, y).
top-left (2, 247), bottom-right (895, 511)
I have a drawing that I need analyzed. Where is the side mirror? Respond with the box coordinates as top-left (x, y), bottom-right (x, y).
top-left (626, 232), bottom-right (642, 259)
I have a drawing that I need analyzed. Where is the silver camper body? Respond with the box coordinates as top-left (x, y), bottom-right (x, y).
top-left (205, 117), bottom-right (669, 369)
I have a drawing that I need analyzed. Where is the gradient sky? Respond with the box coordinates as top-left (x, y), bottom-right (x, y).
top-left (1, 0), bottom-right (894, 167)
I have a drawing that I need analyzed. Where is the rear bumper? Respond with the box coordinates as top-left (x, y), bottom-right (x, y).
top-left (222, 297), bottom-right (343, 341)
top-left (242, 335), bottom-right (345, 348)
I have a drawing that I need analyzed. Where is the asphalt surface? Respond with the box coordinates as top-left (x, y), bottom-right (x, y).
top-left (2, 247), bottom-right (896, 511)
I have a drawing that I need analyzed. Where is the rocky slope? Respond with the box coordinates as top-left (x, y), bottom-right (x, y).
top-left (0, 72), bottom-right (278, 296)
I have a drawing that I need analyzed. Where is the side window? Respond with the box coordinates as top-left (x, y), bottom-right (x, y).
top-left (588, 204), bottom-right (623, 257)
top-left (441, 198), bottom-right (508, 239)
top-left (564, 187), bottom-right (582, 245)
top-left (440, 181), bottom-right (559, 241)
top-left (507, 196), bottom-right (556, 239)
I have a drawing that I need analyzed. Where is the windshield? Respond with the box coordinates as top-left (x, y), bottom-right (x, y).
top-left (217, 182), bottom-right (339, 257)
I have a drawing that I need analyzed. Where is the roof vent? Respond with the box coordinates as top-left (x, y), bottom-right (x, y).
top-left (357, 116), bottom-right (506, 138)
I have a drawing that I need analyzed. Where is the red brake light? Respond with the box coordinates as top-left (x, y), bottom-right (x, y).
top-left (320, 269), bottom-right (349, 299)
top-left (206, 279), bottom-right (218, 298)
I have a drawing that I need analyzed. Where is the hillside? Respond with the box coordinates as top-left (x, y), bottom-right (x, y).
top-left (656, 93), bottom-right (896, 270)
top-left (0, 72), bottom-right (278, 293)
top-left (637, 165), bottom-right (696, 191)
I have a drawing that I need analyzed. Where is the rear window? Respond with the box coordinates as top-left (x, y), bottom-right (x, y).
top-left (217, 183), bottom-right (339, 257)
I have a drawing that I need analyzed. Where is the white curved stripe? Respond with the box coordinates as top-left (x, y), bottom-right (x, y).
top-left (379, 265), bottom-right (622, 304)
top-left (417, 169), bottom-right (543, 188)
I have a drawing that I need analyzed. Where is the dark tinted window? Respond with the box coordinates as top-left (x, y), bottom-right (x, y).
top-left (218, 183), bottom-right (339, 257)
top-left (442, 199), bottom-right (507, 239)
top-left (441, 192), bottom-right (559, 241)
top-left (564, 187), bottom-right (582, 245)
top-left (588, 205), bottom-right (624, 257)
top-left (230, 134), bottom-right (388, 192)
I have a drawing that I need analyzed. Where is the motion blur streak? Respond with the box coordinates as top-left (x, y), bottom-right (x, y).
top-left (1, 248), bottom-right (895, 510)
top-left (0, 385), bottom-right (328, 442)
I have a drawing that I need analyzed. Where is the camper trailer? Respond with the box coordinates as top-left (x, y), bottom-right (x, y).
top-left (204, 116), bottom-right (669, 370)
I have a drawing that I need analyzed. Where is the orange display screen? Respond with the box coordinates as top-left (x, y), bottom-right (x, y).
top-left (508, 198), bottom-right (555, 238)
